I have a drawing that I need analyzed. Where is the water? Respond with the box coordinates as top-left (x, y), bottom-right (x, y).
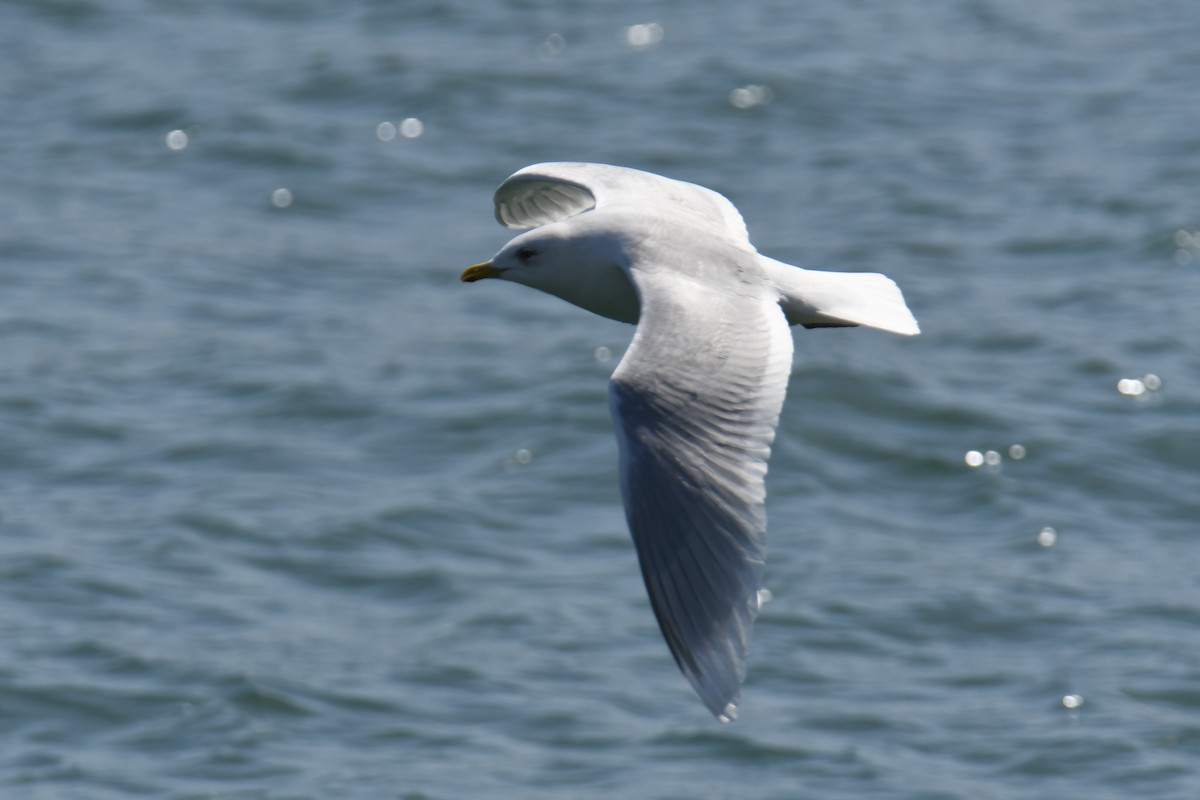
top-left (3, 1), bottom-right (1199, 797)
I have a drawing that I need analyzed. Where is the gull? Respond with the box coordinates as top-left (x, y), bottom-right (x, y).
top-left (461, 162), bottom-right (919, 721)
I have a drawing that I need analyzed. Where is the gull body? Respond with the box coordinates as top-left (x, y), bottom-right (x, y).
top-left (462, 162), bottom-right (918, 721)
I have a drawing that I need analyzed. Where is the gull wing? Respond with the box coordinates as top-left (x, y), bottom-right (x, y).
top-left (494, 162), bottom-right (751, 246)
top-left (608, 269), bottom-right (793, 720)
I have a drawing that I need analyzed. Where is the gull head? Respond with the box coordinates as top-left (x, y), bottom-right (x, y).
top-left (461, 219), bottom-right (640, 324)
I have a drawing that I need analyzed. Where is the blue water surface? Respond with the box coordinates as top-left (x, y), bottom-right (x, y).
top-left (2, 1), bottom-right (1199, 798)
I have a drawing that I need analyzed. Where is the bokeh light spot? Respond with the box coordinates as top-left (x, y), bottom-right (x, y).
top-left (1173, 228), bottom-right (1199, 265)
top-left (1117, 378), bottom-right (1145, 396)
top-left (538, 32), bottom-right (566, 60)
top-left (625, 22), bottom-right (664, 48)
top-left (399, 117), bottom-right (424, 139)
top-left (729, 84), bottom-right (774, 109)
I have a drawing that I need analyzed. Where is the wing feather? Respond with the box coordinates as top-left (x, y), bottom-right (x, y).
top-left (609, 270), bottom-right (792, 720)
top-left (494, 163), bottom-right (751, 246)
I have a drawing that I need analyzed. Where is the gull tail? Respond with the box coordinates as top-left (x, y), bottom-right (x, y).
top-left (761, 256), bottom-right (920, 336)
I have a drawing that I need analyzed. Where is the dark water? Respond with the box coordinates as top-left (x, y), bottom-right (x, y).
top-left (3, 1), bottom-right (1199, 798)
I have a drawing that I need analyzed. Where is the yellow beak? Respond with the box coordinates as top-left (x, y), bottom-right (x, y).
top-left (460, 261), bottom-right (505, 282)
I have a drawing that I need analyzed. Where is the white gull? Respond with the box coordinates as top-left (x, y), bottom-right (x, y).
top-left (462, 162), bottom-right (919, 721)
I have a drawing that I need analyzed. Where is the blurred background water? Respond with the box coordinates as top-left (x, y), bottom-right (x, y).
top-left (2, 0), bottom-right (1199, 798)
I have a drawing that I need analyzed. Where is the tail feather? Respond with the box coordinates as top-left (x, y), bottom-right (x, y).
top-left (761, 257), bottom-right (920, 336)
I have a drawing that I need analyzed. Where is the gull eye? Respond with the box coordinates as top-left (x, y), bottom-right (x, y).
top-left (516, 247), bottom-right (536, 262)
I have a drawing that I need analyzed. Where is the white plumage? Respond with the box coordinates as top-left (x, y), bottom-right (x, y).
top-left (462, 162), bottom-right (919, 720)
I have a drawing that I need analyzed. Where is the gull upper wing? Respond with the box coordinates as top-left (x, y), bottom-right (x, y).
top-left (494, 162), bottom-right (751, 247)
top-left (608, 268), bottom-right (793, 720)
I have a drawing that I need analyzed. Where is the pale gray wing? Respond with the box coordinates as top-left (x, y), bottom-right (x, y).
top-left (608, 269), bottom-right (793, 721)
top-left (493, 170), bottom-right (595, 229)
top-left (494, 162), bottom-right (751, 246)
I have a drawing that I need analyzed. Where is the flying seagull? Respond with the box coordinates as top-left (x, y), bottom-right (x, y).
top-left (461, 162), bottom-right (919, 721)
